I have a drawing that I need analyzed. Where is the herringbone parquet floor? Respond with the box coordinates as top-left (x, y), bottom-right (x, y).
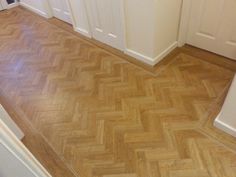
top-left (0, 7), bottom-right (236, 177)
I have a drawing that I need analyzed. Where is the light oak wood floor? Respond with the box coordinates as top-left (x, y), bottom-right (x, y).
top-left (0, 7), bottom-right (236, 177)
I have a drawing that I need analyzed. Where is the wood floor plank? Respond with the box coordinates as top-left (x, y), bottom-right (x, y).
top-left (0, 7), bottom-right (236, 177)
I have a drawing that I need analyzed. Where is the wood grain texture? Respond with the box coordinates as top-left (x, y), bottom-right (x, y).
top-left (0, 7), bottom-right (236, 177)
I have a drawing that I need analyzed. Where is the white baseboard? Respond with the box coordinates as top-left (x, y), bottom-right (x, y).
top-left (74, 27), bottom-right (92, 38)
top-left (125, 41), bottom-right (178, 66)
top-left (214, 112), bottom-right (236, 138)
top-left (19, 2), bottom-right (50, 18)
top-left (125, 49), bottom-right (155, 66)
top-left (152, 42), bottom-right (178, 65)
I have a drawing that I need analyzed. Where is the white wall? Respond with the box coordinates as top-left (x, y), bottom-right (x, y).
top-left (153, 0), bottom-right (182, 58)
top-left (124, 0), bottom-right (156, 61)
top-left (20, 0), bottom-right (52, 18)
top-left (0, 105), bottom-right (24, 140)
top-left (0, 144), bottom-right (35, 177)
top-left (0, 119), bottom-right (52, 177)
top-left (124, 0), bottom-right (182, 65)
top-left (214, 75), bottom-right (236, 137)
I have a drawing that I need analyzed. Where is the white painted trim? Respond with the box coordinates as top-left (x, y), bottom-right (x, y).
top-left (125, 41), bottom-right (178, 66)
top-left (0, 119), bottom-right (52, 177)
top-left (20, 2), bottom-right (51, 18)
top-left (214, 112), bottom-right (236, 138)
top-left (125, 49), bottom-right (155, 66)
top-left (153, 42), bottom-right (178, 65)
top-left (178, 0), bottom-right (192, 47)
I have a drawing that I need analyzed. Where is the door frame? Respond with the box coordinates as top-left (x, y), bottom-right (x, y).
top-left (178, 0), bottom-right (192, 47)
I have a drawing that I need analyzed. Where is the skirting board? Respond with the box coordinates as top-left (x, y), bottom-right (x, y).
top-left (125, 41), bottom-right (178, 66)
top-left (20, 2), bottom-right (50, 18)
top-left (214, 112), bottom-right (236, 138)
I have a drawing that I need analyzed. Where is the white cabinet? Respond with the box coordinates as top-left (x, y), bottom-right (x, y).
top-left (23, 0), bottom-right (181, 65)
top-left (67, 0), bottom-right (91, 38)
top-left (48, 0), bottom-right (72, 24)
top-left (63, 0), bottom-right (125, 50)
top-left (69, 0), bottom-right (181, 65)
top-left (85, 0), bottom-right (125, 50)
top-left (186, 0), bottom-right (236, 60)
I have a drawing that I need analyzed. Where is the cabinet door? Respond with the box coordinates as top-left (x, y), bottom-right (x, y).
top-left (49, 0), bottom-right (72, 24)
top-left (86, 0), bottom-right (125, 50)
top-left (68, 0), bottom-right (91, 38)
top-left (186, 0), bottom-right (224, 55)
top-left (186, 0), bottom-right (236, 60)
